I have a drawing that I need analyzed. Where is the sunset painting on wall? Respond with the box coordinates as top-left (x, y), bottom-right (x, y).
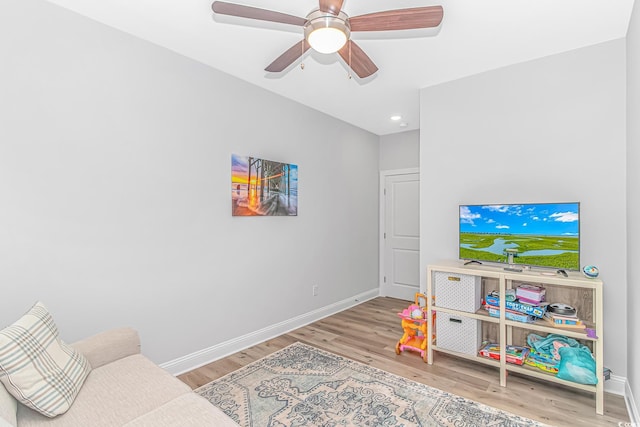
top-left (231, 154), bottom-right (298, 216)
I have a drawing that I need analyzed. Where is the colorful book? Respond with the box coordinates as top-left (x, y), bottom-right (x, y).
top-left (524, 350), bottom-right (559, 374)
top-left (542, 313), bottom-right (585, 329)
top-left (485, 306), bottom-right (536, 323)
top-left (485, 295), bottom-right (546, 318)
top-left (478, 342), bottom-right (530, 365)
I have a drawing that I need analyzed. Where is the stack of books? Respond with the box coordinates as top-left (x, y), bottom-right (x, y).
top-left (484, 294), bottom-right (546, 323)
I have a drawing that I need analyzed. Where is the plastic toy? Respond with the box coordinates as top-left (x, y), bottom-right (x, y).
top-left (582, 265), bottom-right (599, 278)
top-left (395, 293), bottom-right (433, 362)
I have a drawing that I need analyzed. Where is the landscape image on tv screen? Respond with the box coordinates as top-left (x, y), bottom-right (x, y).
top-left (459, 202), bottom-right (580, 270)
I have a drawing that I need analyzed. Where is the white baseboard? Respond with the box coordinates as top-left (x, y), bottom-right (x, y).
top-left (626, 380), bottom-right (639, 425)
top-left (606, 374), bottom-right (627, 396)
top-left (605, 375), bottom-right (638, 424)
top-left (160, 289), bottom-right (380, 376)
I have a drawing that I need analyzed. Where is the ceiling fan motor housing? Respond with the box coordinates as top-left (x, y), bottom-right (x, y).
top-left (304, 10), bottom-right (351, 53)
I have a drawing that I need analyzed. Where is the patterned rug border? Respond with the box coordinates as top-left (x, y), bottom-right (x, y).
top-left (197, 341), bottom-right (548, 427)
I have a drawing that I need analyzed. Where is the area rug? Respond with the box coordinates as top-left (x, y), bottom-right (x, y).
top-left (196, 342), bottom-right (546, 427)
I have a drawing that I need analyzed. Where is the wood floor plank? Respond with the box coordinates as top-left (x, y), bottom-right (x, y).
top-left (178, 297), bottom-right (629, 426)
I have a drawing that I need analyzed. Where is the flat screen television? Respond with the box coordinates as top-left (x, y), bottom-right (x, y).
top-left (459, 202), bottom-right (580, 271)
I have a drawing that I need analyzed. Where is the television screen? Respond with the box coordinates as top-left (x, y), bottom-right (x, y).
top-left (459, 202), bottom-right (580, 270)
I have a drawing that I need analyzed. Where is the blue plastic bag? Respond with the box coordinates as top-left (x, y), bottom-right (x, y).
top-left (556, 346), bottom-right (597, 385)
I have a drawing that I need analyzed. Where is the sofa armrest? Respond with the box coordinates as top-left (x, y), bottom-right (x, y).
top-left (71, 327), bottom-right (141, 369)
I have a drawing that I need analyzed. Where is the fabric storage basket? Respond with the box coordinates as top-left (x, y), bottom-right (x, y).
top-left (435, 313), bottom-right (482, 356)
top-left (433, 272), bottom-right (482, 313)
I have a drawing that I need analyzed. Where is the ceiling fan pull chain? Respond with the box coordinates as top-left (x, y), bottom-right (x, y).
top-left (347, 41), bottom-right (352, 79)
top-left (300, 40), bottom-right (305, 70)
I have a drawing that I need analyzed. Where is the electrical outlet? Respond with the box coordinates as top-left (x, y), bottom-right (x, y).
top-left (312, 285), bottom-right (318, 296)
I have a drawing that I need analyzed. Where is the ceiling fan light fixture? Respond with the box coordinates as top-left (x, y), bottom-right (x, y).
top-left (308, 27), bottom-right (347, 54)
top-left (304, 10), bottom-right (350, 54)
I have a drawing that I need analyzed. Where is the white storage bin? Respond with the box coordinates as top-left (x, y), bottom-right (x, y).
top-left (436, 313), bottom-right (482, 356)
top-left (434, 272), bottom-right (482, 313)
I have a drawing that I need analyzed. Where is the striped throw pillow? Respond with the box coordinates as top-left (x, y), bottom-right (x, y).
top-left (0, 302), bottom-right (92, 417)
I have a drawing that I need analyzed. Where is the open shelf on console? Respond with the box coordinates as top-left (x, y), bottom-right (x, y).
top-left (504, 318), bottom-right (596, 341)
top-left (506, 363), bottom-right (597, 393)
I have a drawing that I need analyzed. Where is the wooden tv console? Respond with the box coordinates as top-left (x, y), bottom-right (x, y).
top-left (426, 260), bottom-right (604, 414)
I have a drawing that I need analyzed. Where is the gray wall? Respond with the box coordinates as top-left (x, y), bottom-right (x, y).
top-left (419, 40), bottom-right (627, 377)
top-left (627, 0), bottom-right (640, 415)
top-left (0, 0), bottom-right (379, 365)
top-left (379, 130), bottom-right (420, 171)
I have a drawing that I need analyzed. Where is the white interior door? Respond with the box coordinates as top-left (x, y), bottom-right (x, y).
top-left (381, 171), bottom-right (420, 301)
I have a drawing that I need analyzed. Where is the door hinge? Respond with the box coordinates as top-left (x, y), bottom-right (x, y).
top-left (384, 232), bottom-right (386, 239)
top-left (384, 276), bottom-right (387, 283)
top-left (384, 188), bottom-right (386, 195)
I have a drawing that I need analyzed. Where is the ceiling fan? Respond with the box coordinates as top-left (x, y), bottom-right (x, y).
top-left (211, 1), bottom-right (443, 78)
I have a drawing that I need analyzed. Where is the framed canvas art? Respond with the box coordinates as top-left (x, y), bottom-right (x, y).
top-left (231, 154), bottom-right (298, 216)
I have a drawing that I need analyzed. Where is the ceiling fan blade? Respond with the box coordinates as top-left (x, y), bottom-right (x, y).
top-left (319, 0), bottom-right (344, 15)
top-left (338, 40), bottom-right (378, 78)
top-left (265, 40), bottom-right (311, 72)
top-left (212, 2), bottom-right (306, 26)
top-left (349, 6), bottom-right (443, 32)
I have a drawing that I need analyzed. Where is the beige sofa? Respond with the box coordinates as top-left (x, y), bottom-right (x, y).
top-left (0, 328), bottom-right (238, 427)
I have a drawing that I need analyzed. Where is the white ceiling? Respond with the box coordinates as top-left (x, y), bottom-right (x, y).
top-left (44, 0), bottom-right (634, 135)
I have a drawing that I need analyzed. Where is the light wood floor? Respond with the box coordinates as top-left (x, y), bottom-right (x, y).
top-left (178, 297), bottom-right (629, 426)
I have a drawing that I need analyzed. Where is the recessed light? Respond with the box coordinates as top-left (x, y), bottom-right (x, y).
top-left (390, 115), bottom-right (402, 121)
top-left (399, 122), bottom-right (408, 127)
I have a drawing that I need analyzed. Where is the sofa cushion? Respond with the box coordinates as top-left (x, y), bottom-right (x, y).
top-left (71, 328), bottom-right (140, 369)
top-left (17, 354), bottom-right (193, 427)
top-left (123, 393), bottom-right (239, 427)
top-left (0, 383), bottom-right (17, 427)
top-left (0, 302), bottom-right (91, 418)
